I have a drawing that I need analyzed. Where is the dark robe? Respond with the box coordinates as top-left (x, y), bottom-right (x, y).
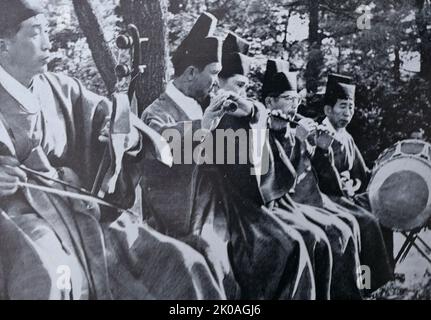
top-left (0, 72), bottom-right (225, 300)
top-left (141, 90), bottom-right (244, 299)
top-left (190, 111), bottom-right (317, 300)
top-left (314, 118), bottom-right (395, 291)
top-left (317, 125), bottom-right (369, 196)
top-left (264, 130), bottom-right (362, 299)
top-left (140, 92), bottom-right (202, 237)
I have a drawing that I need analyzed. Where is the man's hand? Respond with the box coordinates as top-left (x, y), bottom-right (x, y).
top-left (268, 109), bottom-right (289, 131)
top-left (227, 93), bottom-right (254, 118)
top-left (202, 91), bottom-right (235, 131)
top-left (295, 118), bottom-right (317, 142)
top-left (0, 156), bottom-right (26, 198)
top-left (315, 126), bottom-right (335, 150)
top-left (202, 90), bottom-right (256, 131)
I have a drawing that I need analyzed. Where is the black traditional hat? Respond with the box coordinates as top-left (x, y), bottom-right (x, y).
top-left (219, 31), bottom-right (251, 79)
top-left (323, 73), bottom-right (356, 106)
top-left (261, 59), bottom-right (298, 100)
top-left (0, 0), bottom-right (43, 32)
top-left (172, 12), bottom-right (222, 75)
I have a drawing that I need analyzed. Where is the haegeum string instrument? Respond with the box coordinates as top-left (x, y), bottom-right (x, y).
top-left (90, 24), bottom-right (172, 200)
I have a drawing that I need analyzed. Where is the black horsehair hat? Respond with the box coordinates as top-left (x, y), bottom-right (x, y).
top-left (219, 31), bottom-right (251, 79)
top-left (323, 73), bottom-right (356, 107)
top-left (261, 59), bottom-right (298, 100)
top-left (172, 12), bottom-right (222, 76)
top-left (0, 0), bottom-right (44, 32)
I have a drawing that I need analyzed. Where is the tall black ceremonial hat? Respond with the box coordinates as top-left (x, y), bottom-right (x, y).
top-left (222, 31), bottom-right (250, 56)
top-left (0, 0), bottom-right (43, 31)
top-left (324, 73), bottom-right (356, 106)
top-left (219, 32), bottom-right (251, 79)
top-left (261, 58), bottom-right (298, 100)
top-left (172, 12), bottom-right (222, 74)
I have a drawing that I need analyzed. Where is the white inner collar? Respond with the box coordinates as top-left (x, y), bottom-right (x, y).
top-left (0, 65), bottom-right (40, 114)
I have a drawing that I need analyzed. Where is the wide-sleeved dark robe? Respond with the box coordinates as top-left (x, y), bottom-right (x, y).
top-left (313, 118), bottom-right (395, 291)
top-left (140, 92), bottom-right (202, 237)
top-left (0, 72), bottom-right (225, 300)
top-left (256, 129), bottom-right (360, 300)
top-left (190, 113), bottom-right (317, 299)
top-left (140, 90), bottom-right (242, 298)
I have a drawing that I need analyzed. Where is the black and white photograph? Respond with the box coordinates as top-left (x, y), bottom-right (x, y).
top-left (0, 0), bottom-right (430, 303)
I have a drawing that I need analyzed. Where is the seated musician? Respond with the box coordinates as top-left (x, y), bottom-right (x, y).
top-left (260, 59), bottom-right (363, 299)
top-left (189, 32), bottom-right (317, 300)
top-left (315, 74), bottom-right (395, 289)
top-left (0, 0), bottom-right (225, 300)
top-left (140, 13), bottom-right (264, 298)
top-left (140, 12), bottom-right (253, 238)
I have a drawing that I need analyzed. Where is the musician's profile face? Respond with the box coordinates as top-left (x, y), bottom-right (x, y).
top-left (219, 74), bottom-right (249, 97)
top-left (192, 62), bottom-right (222, 103)
top-left (266, 91), bottom-right (300, 121)
top-left (326, 98), bottom-right (355, 129)
top-left (1, 14), bottom-right (51, 76)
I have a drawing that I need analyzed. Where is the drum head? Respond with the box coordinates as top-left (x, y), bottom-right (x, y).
top-left (369, 157), bottom-right (431, 231)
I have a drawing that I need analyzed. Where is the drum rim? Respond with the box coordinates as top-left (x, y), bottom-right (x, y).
top-left (368, 155), bottom-right (431, 231)
top-left (372, 139), bottom-right (431, 175)
top-left (375, 139), bottom-right (431, 160)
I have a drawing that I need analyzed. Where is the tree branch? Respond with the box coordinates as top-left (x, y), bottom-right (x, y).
top-left (319, 4), bottom-right (356, 19)
top-left (72, 0), bottom-right (117, 94)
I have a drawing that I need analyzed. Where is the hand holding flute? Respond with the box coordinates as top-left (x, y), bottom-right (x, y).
top-left (268, 111), bottom-right (335, 150)
top-left (203, 89), bottom-right (254, 131)
top-left (296, 117), bottom-right (335, 150)
top-left (314, 125), bottom-right (335, 150)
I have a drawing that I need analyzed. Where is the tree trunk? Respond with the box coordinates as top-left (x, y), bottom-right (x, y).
top-left (305, 0), bottom-right (323, 94)
top-left (119, 0), bottom-right (169, 112)
top-left (336, 45), bottom-right (342, 73)
top-left (72, 0), bottom-right (117, 94)
top-left (393, 45), bottom-right (401, 83)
